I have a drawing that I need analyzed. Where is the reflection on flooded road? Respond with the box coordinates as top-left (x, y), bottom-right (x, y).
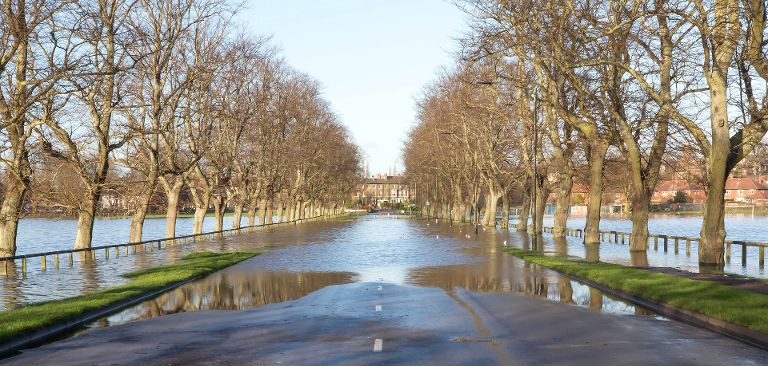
top-left (90, 215), bottom-right (658, 328)
top-left (98, 270), bottom-right (356, 326)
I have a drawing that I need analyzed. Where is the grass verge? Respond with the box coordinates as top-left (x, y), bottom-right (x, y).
top-left (505, 248), bottom-right (768, 334)
top-left (0, 251), bottom-right (260, 343)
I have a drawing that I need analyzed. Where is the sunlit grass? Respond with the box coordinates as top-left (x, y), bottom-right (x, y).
top-left (0, 251), bottom-right (260, 343)
top-left (505, 248), bottom-right (768, 334)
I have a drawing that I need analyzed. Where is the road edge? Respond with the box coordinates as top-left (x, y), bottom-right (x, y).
top-left (505, 252), bottom-right (768, 351)
top-left (0, 274), bottom-right (206, 358)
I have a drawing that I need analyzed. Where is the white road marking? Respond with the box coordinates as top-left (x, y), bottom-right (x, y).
top-left (375, 305), bottom-right (382, 312)
top-left (373, 339), bottom-right (383, 352)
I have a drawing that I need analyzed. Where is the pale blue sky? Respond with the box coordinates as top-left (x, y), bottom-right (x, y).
top-left (238, 0), bottom-right (468, 175)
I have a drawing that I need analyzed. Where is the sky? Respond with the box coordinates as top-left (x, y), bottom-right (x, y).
top-left (238, 0), bottom-right (468, 175)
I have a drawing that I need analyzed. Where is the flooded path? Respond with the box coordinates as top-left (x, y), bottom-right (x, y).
top-left (5, 214), bottom-right (768, 365)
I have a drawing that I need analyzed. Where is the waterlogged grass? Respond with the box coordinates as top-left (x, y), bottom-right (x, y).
top-left (505, 248), bottom-right (768, 334)
top-left (0, 251), bottom-right (260, 343)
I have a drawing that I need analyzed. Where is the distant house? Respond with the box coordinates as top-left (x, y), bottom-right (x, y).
top-left (353, 174), bottom-right (413, 209)
top-left (652, 179), bottom-right (706, 204)
top-left (724, 177), bottom-right (768, 202)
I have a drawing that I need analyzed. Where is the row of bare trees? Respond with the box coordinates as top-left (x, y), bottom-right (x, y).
top-left (404, 0), bottom-right (768, 269)
top-left (0, 0), bottom-right (361, 257)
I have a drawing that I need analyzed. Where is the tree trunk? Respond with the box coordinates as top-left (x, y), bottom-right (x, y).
top-left (517, 178), bottom-right (531, 232)
top-left (0, 192), bottom-right (23, 257)
top-left (276, 200), bottom-right (285, 223)
top-left (552, 173), bottom-right (573, 238)
top-left (500, 193), bottom-right (510, 228)
top-left (130, 162), bottom-right (158, 243)
top-left (258, 198), bottom-right (267, 225)
top-left (629, 189), bottom-right (650, 251)
top-left (247, 197), bottom-right (257, 227)
top-left (584, 142), bottom-right (608, 245)
top-left (74, 189), bottom-right (99, 250)
top-left (265, 199), bottom-right (273, 225)
top-left (193, 205), bottom-right (206, 234)
top-left (162, 180), bottom-right (184, 239)
top-left (232, 202), bottom-right (244, 229)
top-left (212, 195), bottom-right (225, 231)
top-left (130, 189), bottom-right (153, 243)
top-left (285, 199), bottom-right (294, 222)
top-left (699, 76), bottom-right (729, 268)
top-left (533, 181), bottom-right (549, 235)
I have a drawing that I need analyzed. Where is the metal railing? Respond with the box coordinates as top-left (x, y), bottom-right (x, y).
top-left (0, 213), bottom-right (350, 276)
top-left (522, 224), bottom-right (768, 268)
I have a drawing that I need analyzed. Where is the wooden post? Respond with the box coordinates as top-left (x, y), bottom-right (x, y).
top-left (21, 257), bottom-right (26, 275)
top-left (726, 241), bottom-right (732, 263)
top-left (2, 260), bottom-right (6, 276)
top-left (653, 236), bottom-right (658, 251)
top-left (54, 254), bottom-right (59, 269)
top-left (621, 233), bottom-right (625, 245)
top-left (674, 238), bottom-right (678, 254)
top-left (685, 239), bottom-right (691, 256)
top-left (742, 243), bottom-right (748, 267)
top-left (105, 247), bottom-right (109, 259)
top-left (663, 235), bottom-right (668, 252)
top-left (41, 255), bottom-right (46, 271)
top-left (69, 252), bottom-right (74, 266)
top-left (115, 246), bottom-right (119, 257)
top-left (760, 246), bottom-right (765, 268)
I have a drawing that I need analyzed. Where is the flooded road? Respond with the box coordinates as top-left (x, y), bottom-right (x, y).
top-left (5, 214), bottom-right (768, 365)
top-left (95, 215), bottom-right (653, 327)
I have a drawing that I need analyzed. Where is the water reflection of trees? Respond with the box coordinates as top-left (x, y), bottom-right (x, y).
top-left (78, 252), bottom-right (101, 295)
top-left (114, 271), bottom-right (355, 323)
top-left (1, 261), bottom-right (22, 310)
top-left (408, 262), bottom-right (557, 297)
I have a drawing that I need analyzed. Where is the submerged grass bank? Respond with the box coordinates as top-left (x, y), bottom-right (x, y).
top-left (505, 248), bottom-right (768, 334)
top-left (0, 251), bottom-right (260, 343)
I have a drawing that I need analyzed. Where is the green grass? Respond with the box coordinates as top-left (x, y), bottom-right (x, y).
top-left (0, 251), bottom-right (260, 343)
top-left (505, 248), bottom-right (768, 334)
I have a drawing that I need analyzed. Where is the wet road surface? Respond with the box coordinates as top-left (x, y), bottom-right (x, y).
top-left (4, 215), bottom-right (768, 365)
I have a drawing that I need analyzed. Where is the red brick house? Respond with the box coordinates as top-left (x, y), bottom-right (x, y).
top-left (652, 179), bottom-right (706, 204)
top-left (724, 177), bottom-right (768, 202)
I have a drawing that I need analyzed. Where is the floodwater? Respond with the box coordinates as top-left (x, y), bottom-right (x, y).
top-left (542, 213), bottom-right (768, 242)
top-left (90, 215), bottom-right (658, 328)
top-left (532, 214), bottom-right (768, 278)
top-left (12, 215), bottom-right (279, 255)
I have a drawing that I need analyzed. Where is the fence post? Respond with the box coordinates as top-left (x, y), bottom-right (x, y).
top-left (653, 236), bottom-right (658, 251)
top-left (726, 241), bottom-right (732, 263)
top-left (760, 246), bottom-right (765, 268)
top-left (41, 255), bottom-right (46, 271)
top-left (21, 257), bottom-right (26, 275)
top-left (54, 254), bottom-right (59, 269)
top-left (663, 235), bottom-right (668, 252)
top-left (69, 252), bottom-right (74, 267)
top-left (674, 238), bottom-right (679, 254)
top-left (742, 243), bottom-right (748, 267)
top-left (686, 239), bottom-right (691, 256)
